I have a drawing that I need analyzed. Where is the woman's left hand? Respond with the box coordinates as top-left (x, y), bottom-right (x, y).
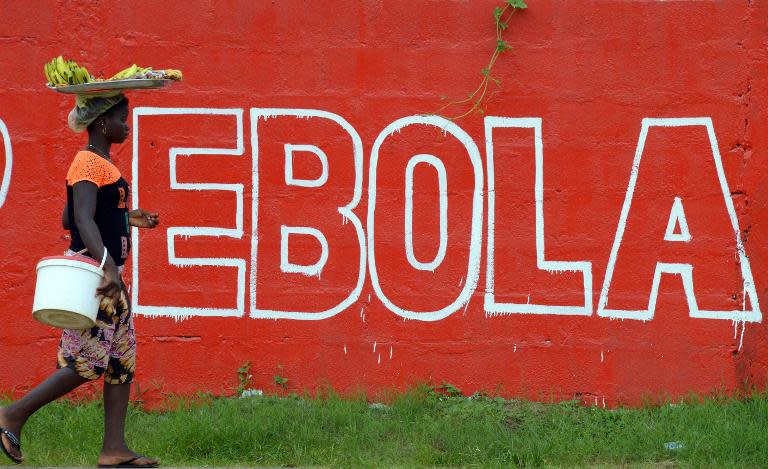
top-left (129, 209), bottom-right (160, 228)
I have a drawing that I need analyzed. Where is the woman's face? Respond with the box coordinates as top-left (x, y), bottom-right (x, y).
top-left (104, 103), bottom-right (130, 144)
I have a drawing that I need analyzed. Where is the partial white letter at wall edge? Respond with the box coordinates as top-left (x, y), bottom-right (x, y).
top-left (597, 118), bottom-right (761, 322)
top-left (250, 109), bottom-right (366, 320)
top-left (0, 119), bottom-right (12, 209)
top-left (483, 117), bottom-right (593, 317)
top-left (131, 108), bottom-right (246, 318)
top-left (368, 115), bottom-right (483, 321)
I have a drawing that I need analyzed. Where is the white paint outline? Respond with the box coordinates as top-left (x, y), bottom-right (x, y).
top-left (284, 144), bottom-right (329, 187)
top-left (132, 108), bottom-right (245, 318)
top-left (664, 197), bottom-right (691, 242)
top-left (0, 119), bottom-right (12, 209)
top-left (250, 109), bottom-right (366, 320)
top-left (280, 225), bottom-right (329, 276)
top-left (597, 118), bottom-right (761, 322)
top-left (404, 154), bottom-right (448, 272)
top-left (368, 115), bottom-right (484, 321)
top-left (484, 117), bottom-right (593, 316)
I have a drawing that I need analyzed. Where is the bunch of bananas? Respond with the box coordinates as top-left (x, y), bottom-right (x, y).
top-left (110, 64), bottom-right (149, 80)
top-left (44, 56), bottom-right (91, 86)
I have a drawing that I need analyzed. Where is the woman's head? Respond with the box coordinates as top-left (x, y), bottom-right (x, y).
top-left (68, 93), bottom-right (129, 143)
top-left (87, 96), bottom-right (130, 144)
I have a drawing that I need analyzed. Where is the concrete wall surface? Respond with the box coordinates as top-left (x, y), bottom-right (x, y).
top-left (0, 0), bottom-right (767, 406)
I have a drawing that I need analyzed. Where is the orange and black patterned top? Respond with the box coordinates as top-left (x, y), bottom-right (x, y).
top-left (66, 151), bottom-right (131, 266)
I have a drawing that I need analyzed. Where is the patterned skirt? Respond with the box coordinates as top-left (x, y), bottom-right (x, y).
top-left (56, 281), bottom-right (136, 385)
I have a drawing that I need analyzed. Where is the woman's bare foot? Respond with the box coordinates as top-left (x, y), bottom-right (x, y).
top-left (0, 407), bottom-right (23, 463)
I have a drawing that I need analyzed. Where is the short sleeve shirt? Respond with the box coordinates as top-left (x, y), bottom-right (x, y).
top-left (66, 151), bottom-right (131, 266)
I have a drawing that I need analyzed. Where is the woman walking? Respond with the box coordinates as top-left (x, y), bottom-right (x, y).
top-left (0, 93), bottom-right (160, 468)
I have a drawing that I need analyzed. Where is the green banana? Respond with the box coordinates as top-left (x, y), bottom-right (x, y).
top-left (55, 56), bottom-right (67, 78)
top-left (48, 64), bottom-right (58, 85)
top-left (59, 67), bottom-right (72, 84)
top-left (56, 68), bottom-right (68, 85)
top-left (51, 64), bottom-right (61, 85)
top-left (43, 63), bottom-right (52, 85)
top-left (110, 64), bottom-right (138, 80)
top-left (73, 66), bottom-right (84, 84)
top-left (53, 69), bottom-right (66, 86)
top-left (47, 61), bottom-right (56, 85)
top-left (52, 64), bottom-right (63, 85)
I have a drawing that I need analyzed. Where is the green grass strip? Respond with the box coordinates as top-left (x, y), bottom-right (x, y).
top-left (3, 387), bottom-right (767, 468)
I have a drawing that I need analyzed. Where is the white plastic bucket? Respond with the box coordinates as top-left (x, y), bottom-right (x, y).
top-left (32, 252), bottom-right (106, 330)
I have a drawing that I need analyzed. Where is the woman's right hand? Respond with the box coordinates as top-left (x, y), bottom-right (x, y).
top-left (97, 263), bottom-right (122, 306)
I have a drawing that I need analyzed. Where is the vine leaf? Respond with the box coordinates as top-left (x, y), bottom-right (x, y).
top-left (427, 2), bottom-right (525, 120)
top-left (493, 6), bottom-right (503, 23)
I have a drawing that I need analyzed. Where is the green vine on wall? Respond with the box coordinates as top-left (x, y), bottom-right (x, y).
top-left (432, 0), bottom-right (527, 120)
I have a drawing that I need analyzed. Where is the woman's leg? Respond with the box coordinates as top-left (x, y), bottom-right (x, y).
top-left (0, 368), bottom-right (88, 461)
top-left (98, 285), bottom-right (157, 467)
top-left (97, 382), bottom-right (157, 466)
top-left (100, 381), bottom-right (130, 455)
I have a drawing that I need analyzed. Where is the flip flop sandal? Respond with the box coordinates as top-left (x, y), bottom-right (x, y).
top-left (98, 455), bottom-right (159, 468)
top-left (0, 427), bottom-right (22, 464)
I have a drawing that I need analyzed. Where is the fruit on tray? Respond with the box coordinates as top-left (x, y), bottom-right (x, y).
top-left (45, 57), bottom-right (183, 87)
top-left (163, 69), bottom-right (182, 80)
top-left (109, 65), bottom-right (183, 81)
top-left (109, 64), bottom-right (143, 80)
top-left (44, 56), bottom-right (92, 86)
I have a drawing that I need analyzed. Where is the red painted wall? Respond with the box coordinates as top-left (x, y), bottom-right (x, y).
top-left (1, 1), bottom-right (767, 406)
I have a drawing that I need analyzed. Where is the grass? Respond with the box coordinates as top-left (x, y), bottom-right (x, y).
top-left (2, 386), bottom-right (767, 468)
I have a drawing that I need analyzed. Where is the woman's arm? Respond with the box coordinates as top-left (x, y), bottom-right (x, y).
top-left (72, 181), bottom-right (122, 303)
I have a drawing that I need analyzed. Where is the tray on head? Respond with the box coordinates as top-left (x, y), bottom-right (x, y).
top-left (47, 78), bottom-right (173, 95)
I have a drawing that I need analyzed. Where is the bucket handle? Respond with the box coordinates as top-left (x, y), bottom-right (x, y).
top-left (74, 248), bottom-right (109, 271)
